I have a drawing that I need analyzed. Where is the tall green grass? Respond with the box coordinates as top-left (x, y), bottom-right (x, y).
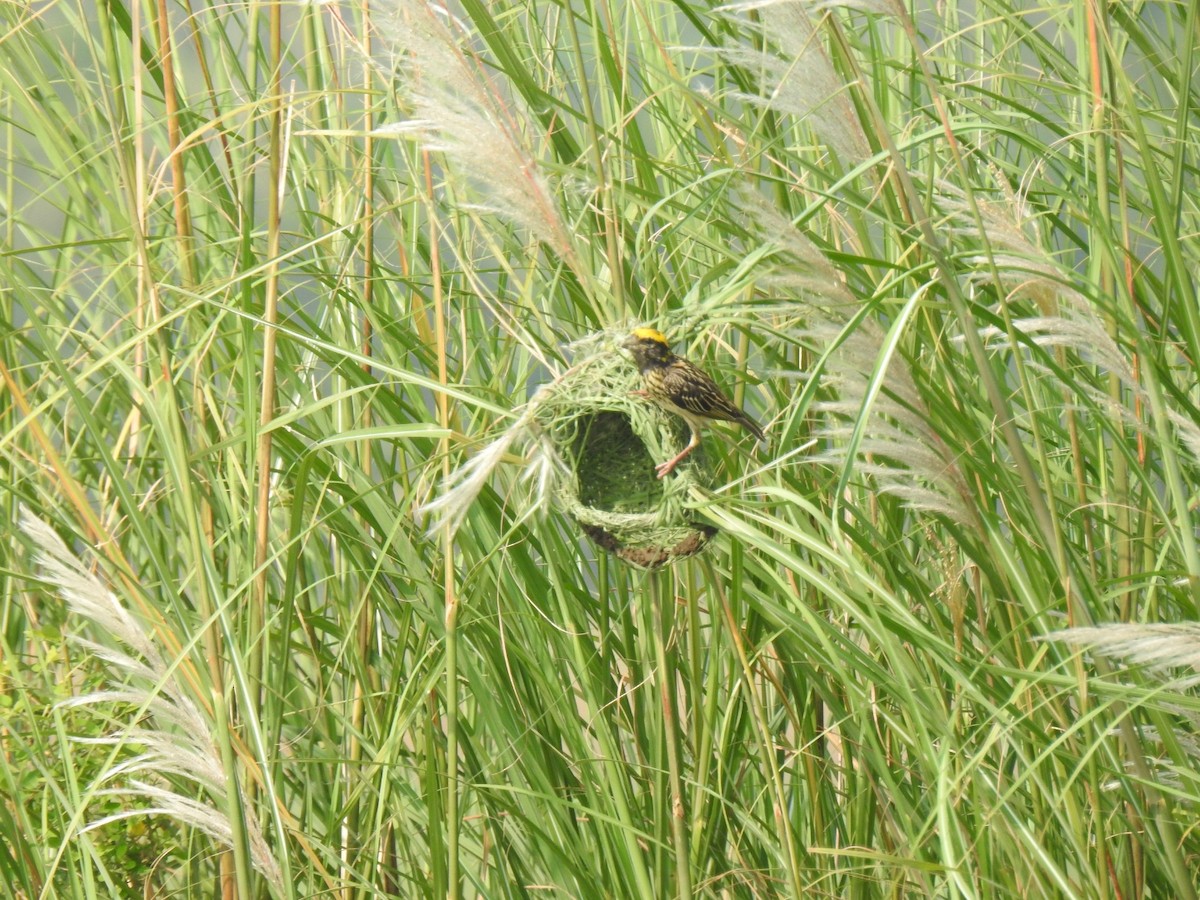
top-left (4, 0), bottom-right (1200, 897)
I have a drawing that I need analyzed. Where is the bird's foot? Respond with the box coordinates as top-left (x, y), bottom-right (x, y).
top-left (655, 439), bottom-right (699, 479)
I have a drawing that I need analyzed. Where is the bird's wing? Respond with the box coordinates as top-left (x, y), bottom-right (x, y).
top-left (662, 362), bottom-right (765, 439)
top-left (662, 361), bottom-right (743, 421)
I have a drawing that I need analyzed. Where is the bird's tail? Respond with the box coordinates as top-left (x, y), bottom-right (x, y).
top-left (739, 412), bottom-right (766, 443)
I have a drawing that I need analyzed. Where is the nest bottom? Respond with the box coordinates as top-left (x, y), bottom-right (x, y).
top-left (577, 520), bottom-right (718, 570)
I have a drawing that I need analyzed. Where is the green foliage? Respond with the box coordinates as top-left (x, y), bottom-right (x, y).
top-left (4, 0), bottom-right (1200, 898)
top-left (0, 628), bottom-right (183, 896)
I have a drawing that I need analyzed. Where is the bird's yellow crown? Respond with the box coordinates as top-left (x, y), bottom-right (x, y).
top-left (632, 326), bottom-right (669, 345)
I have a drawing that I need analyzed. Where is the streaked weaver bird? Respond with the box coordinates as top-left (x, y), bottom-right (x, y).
top-left (623, 327), bottom-right (765, 478)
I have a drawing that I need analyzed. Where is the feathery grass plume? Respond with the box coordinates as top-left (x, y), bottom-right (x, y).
top-left (976, 308), bottom-right (1133, 384)
top-left (971, 301), bottom-right (1200, 474)
top-left (940, 187), bottom-right (1087, 311)
top-left (732, 188), bottom-right (971, 522)
top-left (940, 183), bottom-right (1200, 466)
top-left (1168, 408), bottom-right (1200, 465)
top-left (732, 191), bottom-right (857, 310)
top-left (719, 0), bottom-right (870, 164)
top-left (419, 402), bottom-right (554, 538)
top-left (372, 0), bottom-right (577, 266)
top-left (83, 781), bottom-right (249, 843)
top-left (20, 512), bottom-right (283, 891)
top-left (939, 188), bottom-right (1200, 461)
top-left (938, 190), bottom-right (1200, 450)
top-left (813, 318), bottom-right (974, 525)
top-left (1044, 624), bottom-right (1200, 690)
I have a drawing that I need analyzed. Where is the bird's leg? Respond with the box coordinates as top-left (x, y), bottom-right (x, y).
top-left (656, 428), bottom-right (701, 478)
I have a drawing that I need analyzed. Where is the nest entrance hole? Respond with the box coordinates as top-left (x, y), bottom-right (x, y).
top-left (571, 410), bottom-right (662, 512)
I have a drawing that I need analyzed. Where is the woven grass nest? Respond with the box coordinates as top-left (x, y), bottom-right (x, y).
top-left (530, 340), bottom-right (718, 569)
